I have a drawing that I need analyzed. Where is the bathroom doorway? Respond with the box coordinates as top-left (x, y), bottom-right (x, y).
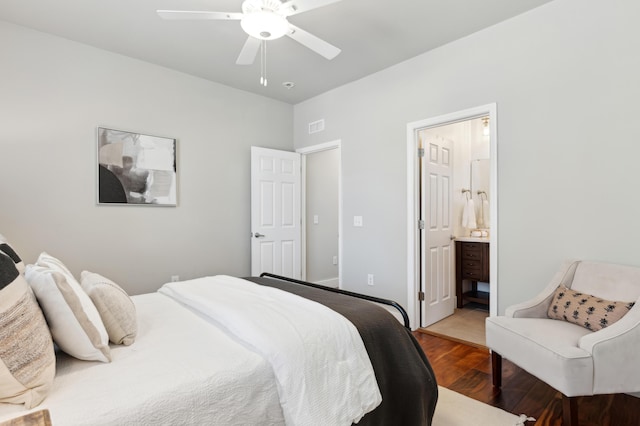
top-left (406, 104), bottom-right (497, 341)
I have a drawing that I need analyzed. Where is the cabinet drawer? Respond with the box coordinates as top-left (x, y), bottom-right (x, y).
top-left (462, 269), bottom-right (483, 280)
top-left (461, 260), bottom-right (482, 269)
top-left (460, 243), bottom-right (482, 251)
top-left (461, 249), bottom-right (482, 260)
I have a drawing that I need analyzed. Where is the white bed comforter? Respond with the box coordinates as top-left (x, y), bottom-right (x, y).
top-left (0, 292), bottom-right (286, 425)
top-left (159, 275), bottom-right (382, 426)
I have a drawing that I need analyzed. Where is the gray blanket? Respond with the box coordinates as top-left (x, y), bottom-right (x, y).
top-left (245, 276), bottom-right (438, 426)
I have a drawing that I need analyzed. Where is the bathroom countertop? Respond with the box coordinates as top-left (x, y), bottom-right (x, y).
top-left (455, 236), bottom-right (490, 243)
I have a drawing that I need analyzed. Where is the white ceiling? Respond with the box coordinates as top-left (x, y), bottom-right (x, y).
top-left (0, 0), bottom-right (554, 104)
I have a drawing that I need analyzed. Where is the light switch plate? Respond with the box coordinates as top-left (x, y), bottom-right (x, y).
top-left (354, 216), bottom-right (363, 227)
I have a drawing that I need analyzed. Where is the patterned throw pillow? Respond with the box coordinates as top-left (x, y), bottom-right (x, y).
top-left (0, 253), bottom-right (56, 409)
top-left (0, 234), bottom-right (25, 274)
top-left (547, 285), bottom-right (636, 331)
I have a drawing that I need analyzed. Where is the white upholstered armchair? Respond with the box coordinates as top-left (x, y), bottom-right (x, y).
top-left (485, 260), bottom-right (640, 426)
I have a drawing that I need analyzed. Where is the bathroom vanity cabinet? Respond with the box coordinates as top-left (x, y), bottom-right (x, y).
top-left (455, 240), bottom-right (490, 308)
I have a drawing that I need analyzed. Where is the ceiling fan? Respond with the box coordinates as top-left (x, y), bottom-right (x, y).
top-left (157, 0), bottom-right (343, 68)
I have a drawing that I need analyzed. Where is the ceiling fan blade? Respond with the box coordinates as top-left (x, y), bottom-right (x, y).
top-left (286, 24), bottom-right (341, 60)
top-left (236, 36), bottom-right (261, 65)
top-left (280, 0), bottom-right (343, 16)
top-left (156, 10), bottom-right (243, 20)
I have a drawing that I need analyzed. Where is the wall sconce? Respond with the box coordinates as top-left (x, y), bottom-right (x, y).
top-left (482, 117), bottom-right (490, 136)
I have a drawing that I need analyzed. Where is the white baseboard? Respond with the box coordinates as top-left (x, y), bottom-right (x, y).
top-left (313, 278), bottom-right (339, 288)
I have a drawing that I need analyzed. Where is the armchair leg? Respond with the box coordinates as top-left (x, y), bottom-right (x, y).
top-left (562, 394), bottom-right (578, 426)
top-left (491, 351), bottom-right (502, 388)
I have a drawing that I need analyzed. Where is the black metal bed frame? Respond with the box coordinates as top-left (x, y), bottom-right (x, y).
top-left (259, 272), bottom-right (411, 329)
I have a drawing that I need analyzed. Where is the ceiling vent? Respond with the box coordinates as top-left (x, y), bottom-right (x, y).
top-left (308, 119), bottom-right (325, 134)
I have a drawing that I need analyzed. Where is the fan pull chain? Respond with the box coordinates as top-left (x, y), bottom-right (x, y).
top-left (260, 40), bottom-right (268, 87)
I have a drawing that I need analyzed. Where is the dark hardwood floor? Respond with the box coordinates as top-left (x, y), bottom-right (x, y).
top-left (413, 331), bottom-right (640, 426)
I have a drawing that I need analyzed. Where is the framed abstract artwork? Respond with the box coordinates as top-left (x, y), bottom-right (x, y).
top-left (97, 127), bottom-right (177, 206)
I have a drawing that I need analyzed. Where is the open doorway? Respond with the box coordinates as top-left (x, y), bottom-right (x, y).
top-left (297, 141), bottom-right (342, 288)
top-left (250, 143), bottom-right (340, 283)
top-left (406, 104), bottom-right (497, 346)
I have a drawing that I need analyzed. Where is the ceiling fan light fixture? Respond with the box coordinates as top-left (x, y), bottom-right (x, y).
top-left (241, 11), bottom-right (289, 40)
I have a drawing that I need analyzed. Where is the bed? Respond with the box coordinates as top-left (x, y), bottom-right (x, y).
top-left (0, 246), bottom-right (437, 426)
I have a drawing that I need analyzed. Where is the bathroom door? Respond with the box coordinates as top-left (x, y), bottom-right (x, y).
top-left (420, 133), bottom-right (455, 327)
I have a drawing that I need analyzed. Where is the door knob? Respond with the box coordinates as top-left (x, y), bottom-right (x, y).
top-left (254, 232), bottom-right (265, 238)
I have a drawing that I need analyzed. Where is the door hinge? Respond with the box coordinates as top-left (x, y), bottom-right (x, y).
top-left (418, 291), bottom-right (425, 302)
top-left (418, 220), bottom-right (425, 230)
top-left (417, 148), bottom-right (425, 158)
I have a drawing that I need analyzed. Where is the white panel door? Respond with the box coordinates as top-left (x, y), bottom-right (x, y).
top-left (420, 133), bottom-right (454, 327)
top-left (251, 147), bottom-right (301, 279)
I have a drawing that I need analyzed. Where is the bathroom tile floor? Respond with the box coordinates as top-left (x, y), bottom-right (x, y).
top-left (419, 304), bottom-right (489, 348)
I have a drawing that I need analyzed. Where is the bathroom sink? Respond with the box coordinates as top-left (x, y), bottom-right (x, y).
top-left (455, 236), bottom-right (490, 243)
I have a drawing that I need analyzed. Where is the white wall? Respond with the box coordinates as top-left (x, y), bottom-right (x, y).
top-left (0, 21), bottom-right (293, 295)
top-left (293, 0), bottom-right (640, 313)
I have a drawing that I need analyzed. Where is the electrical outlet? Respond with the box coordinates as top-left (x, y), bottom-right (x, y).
top-left (332, 256), bottom-right (338, 265)
top-left (171, 275), bottom-right (180, 282)
top-left (367, 274), bottom-right (374, 286)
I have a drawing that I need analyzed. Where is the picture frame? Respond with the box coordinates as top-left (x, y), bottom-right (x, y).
top-left (97, 127), bottom-right (177, 206)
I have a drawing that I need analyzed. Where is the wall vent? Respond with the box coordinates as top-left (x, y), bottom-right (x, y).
top-left (308, 119), bottom-right (325, 134)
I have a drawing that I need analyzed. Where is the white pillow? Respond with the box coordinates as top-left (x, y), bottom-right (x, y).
top-left (81, 271), bottom-right (137, 345)
top-left (26, 255), bottom-right (111, 363)
top-left (35, 252), bottom-right (76, 280)
top-left (0, 254), bottom-right (55, 408)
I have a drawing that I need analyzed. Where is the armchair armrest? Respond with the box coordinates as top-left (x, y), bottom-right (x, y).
top-left (578, 295), bottom-right (640, 394)
top-left (506, 260), bottom-right (581, 318)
